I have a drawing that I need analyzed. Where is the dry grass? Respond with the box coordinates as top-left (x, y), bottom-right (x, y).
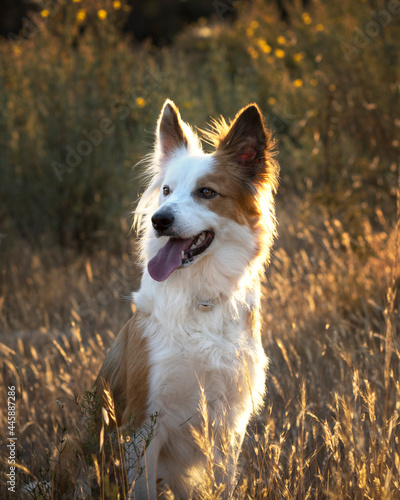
top-left (241, 194), bottom-right (400, 499)
top-left (1, 192), bottom-right (399, 499)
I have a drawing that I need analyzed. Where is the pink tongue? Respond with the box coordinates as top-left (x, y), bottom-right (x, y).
top-left (148, 238), bottom-right (192, 282)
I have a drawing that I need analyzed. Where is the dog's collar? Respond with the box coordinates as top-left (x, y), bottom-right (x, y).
top-left (197, 294), bottom-right (224, 312)
top-left (198, 301), bottom-right (214, 312)
top-left (196, 292), bottom-right (256, 313)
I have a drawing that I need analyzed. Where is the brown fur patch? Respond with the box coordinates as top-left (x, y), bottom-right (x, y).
top-left (199, 104), bottom-right (280, 269)
top-left (201, 103), bottom-right (279, 194)
top-left (195, 171), bottom-right (261, 227)
top-left (95, 312), bottom-right (150, 427)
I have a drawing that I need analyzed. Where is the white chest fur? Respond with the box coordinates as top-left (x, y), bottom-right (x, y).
top-left (133, 279), bottom-right (267, 434)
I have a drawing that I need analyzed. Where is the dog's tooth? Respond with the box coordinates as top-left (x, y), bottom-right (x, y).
top-left (181, 251), bottom-right (185, 260)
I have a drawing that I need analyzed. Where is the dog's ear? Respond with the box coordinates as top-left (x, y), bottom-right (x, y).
top-left (216, 104), bottom-right (270, 178)
top-left (157, 99), bottom-right (188, 159)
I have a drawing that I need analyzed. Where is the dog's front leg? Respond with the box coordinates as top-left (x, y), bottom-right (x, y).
top-left (127, 432), bottom-right (162, 500)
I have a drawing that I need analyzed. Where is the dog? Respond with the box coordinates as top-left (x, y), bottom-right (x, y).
top-left (95, 100), bottom-right (279, 498)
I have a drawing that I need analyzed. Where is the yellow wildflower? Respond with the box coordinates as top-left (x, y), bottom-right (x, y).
top-left (257, 39), bottom-right (272, 53)
top-left (302, 12), bottom-right (312, 25)
top-left (293, 79), bottom-right (303, 87)
top-left (76, 9), bottom-right (86, 22)
top-left (316, 23), bottom-right (324, 31)
top-left (113, 0), bottom-right (122, 9)
top-left (72, 0), bottom-right (81, 2)
top-left (247, 46), bottom-right (259, 59)
top-left (250, 20), bottom-right (259, 30)
top-left (277, 35), bottom-right (286, 45)
top-left (41, 10), bottom-right (49, 18)
top-left (294, 52), bottom-right (305, 62)
top-left (246, 28), bottom-right (254, 38)
top-left (97, 9), bottom-right (107, 20)
top-left (275, 48), bottom-right (285, 58)
top-left (136, 97), bottom-right (146, 108)
top-left (268, 97), bottom-right (276, 105)
top-left (329, 84), bottom-right (336, 92)
top-left (310, 79), bottom-right (318, 86)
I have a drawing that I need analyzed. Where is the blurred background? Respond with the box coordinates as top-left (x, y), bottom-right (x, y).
top-left (0, 1), bottom-right (399, 498)
top-left (0, 0), bottom-right (398, 251)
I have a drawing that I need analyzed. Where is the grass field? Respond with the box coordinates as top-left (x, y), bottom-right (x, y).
top-left (1, 0), bottom-right (399, 498)
top-left (1, 196), bottom-right (399, 498)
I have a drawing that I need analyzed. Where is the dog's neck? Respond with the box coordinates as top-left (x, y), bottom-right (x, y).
top-left (132, 260), bottom-right (260, 325)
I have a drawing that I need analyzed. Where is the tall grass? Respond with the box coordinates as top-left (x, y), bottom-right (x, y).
top-left (1, 194), bottom-right (398, 498)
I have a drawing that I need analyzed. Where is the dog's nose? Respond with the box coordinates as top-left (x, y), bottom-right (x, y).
top-left (151, 210), bottom-right (174, 233)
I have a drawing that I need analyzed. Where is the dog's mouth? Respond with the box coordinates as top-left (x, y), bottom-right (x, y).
top-left (181, 230), bottom-right (214, 264)
top-left (148, 230), bottom-right (214, 282)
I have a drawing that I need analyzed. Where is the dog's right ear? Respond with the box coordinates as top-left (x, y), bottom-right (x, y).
top-left (156, 100), bottom-right (188, 160)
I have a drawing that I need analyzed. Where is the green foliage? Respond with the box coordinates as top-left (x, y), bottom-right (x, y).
top-left (0, 0), bottom-right (156, 248)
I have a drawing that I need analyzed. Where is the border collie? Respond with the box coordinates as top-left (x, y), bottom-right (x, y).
top-left (95, 100), bottom-right (279, 498)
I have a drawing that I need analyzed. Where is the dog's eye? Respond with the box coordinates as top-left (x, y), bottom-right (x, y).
top-left (163, 186), bottom-right (170, 196)
top-left (198, 187), bottom-right (216, 199)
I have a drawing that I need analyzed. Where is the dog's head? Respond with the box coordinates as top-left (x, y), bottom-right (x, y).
top-left (136, 100), bottom-right (279, 283)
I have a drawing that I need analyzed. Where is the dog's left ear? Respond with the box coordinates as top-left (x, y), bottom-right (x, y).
top-left (217, 104), bottom-right (270, 178)
top-left (156, 99), bottom-right (188, 159)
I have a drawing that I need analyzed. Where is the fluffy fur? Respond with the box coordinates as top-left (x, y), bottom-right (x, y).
top-left (95, 100), bottom-right (279, 498)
